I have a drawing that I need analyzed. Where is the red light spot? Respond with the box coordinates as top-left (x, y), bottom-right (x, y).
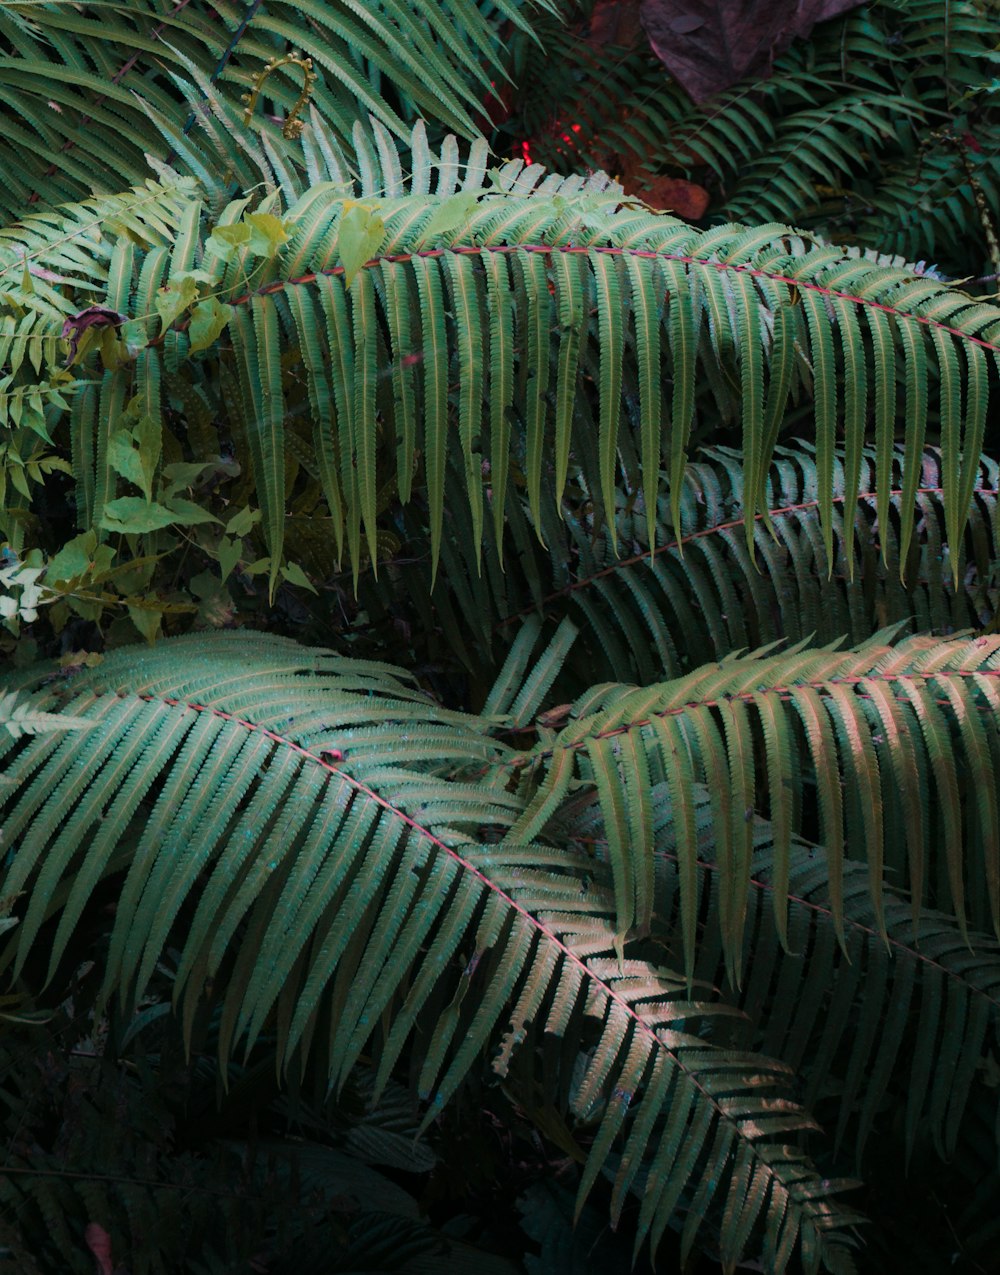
top-left (571, 123), bottom-right (581, 133)
top-left (521, 139), bottom-right (532, 166)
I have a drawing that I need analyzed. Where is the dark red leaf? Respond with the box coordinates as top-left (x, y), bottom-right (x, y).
top-left (588, 0), bottom-right (645, 47)
top-left (639, 0), bottom-right (865, 101)
top-left (61, 306), bottom-right (127, 365)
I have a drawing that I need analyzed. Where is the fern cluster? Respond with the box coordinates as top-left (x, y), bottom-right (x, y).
top-left (0, 1001), bottom-right (495, 1274)
top-left (3, 2), bottom-right (1000, 1273)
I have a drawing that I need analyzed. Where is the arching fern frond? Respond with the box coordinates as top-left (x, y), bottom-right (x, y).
top-left (570, 783), bottom-right (1000, 1167)
top-left (0, 632), bottom-right (861, 1272)
top-left (405, 443), bottom-right (1000, 684)
top-left (512, 633), bottom-right (1000, 978)
top-left (197, 188), bottom-right (1000, 579)
top-left (15, 181), bottom-right (1000, 592)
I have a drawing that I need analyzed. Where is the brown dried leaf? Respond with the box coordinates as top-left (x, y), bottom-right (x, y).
top-left (628, 174), bottom-right (711, 219)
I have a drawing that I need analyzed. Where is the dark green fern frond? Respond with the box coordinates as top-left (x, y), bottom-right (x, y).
top-left (0, 0), bottom-right (548, 220)
top-left (500, 1), bottom-right (1000, 280)
top-left (568, 782), bottom-right (1000, 1168)
top-left (0, 1016), bottom-right (467, 1274)
top-left (0, 1027), bottom-right (264, 1273)
top-left (933, 1085), bottom-right (1000, 1265)
top-left (401, 443), bottom-right (1000, 685)
top-left (0, 632), bottom-right (861, 1272)
top-left (516, 443), bottom-right (1000, 679)
top-left (512, 633), bottom-right (1000, 978)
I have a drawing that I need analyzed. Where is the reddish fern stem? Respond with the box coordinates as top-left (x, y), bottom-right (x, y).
top-left (211, 242), bottom-right (1000, 359)
top-left (573, 834), bottom-right (1000, 1011)
top-left (499, 661), bottom-right (1000, 769)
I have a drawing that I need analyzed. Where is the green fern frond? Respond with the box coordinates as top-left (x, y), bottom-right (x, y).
top-left (15, 177), bottom-right (1000, 588)
top-left (409, 443), bottom-right (999, 684)
top-left (0, 178), bottom-right (200, 323)
top-left (0, 1024), bottom-right (453, 1273)
top-left (552, 441), bottom-right (999, 676)
top-left (513, 633), bottom-right (1000, 978)
top-left (0, 632), bottom-right (861, 1271)
top-left (570, 782), bottom-right (1000, 1167)
top-left (145, 193), bottom-right (1000, 576)
top-left (0, 0), bottom-right (549, 220)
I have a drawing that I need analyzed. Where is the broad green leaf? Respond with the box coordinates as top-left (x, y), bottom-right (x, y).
top-left (154, 274), bottom-right (199, 334)
top-left (163, 497), bottom-right (221, 526)
top-left (418, 191), bottom-right (481, 245)
top-left (206, 222), bottom-right (252, 261)
top-left (338, 204), bottom-right (386, 288)
top-left (107, 429), bottom-right (147, 497)
top-left (161, 462), bottom-right (214, 495)
top-left (189, 296), bottom-right (234, 353)
top-left (226, 507), bottom-right (261, 537)
top-left (126, 602), bottom-right (162, 643)
top-left (45, 531), bottom-right (98, 583)
top-left (217, 535), bottom-right (242, 584)
top-left (242, 556), bottom-right (272, 577)
top-left (99, 497), bottom-right (181, 533)
top-left (280, 560), bottom-right (318, 593)
top-left (245, 213), bottom-right (291, 259)
top-left (132, 418), bottom-right (161, 497)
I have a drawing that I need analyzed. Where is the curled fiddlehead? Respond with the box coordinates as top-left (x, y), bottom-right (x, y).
top-left (241, 52), bottom-right (318, 140)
